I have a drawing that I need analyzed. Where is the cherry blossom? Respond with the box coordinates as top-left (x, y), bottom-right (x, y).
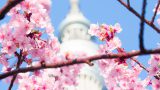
top-left (148, 55), bottom-right (160, 77)
top-left (152, 79), bottom-right (160, 90)
top-left (88, 23), bottom-right (122, 41)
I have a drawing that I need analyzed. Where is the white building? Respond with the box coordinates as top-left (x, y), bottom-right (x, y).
top-left (59, 0), bottom-right (106, 90)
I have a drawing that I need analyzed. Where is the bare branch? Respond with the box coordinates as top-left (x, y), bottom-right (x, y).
top-left (151, 0), bottom-right (160, 24)
top-left (131, 58), bottom-right (149, 72)
top-left (0, 48), bottom-right (160, 80)
top-left (127, 0), bottom-right (130, 7)
top-left (8, 75), bottom-right (17, 90)
top-left (8, 50), bottom-right (23, 90)
top-left (117, 0), bottom-right (160, 33)
top-left (131, 58), bottom-right (160, 80)
top-left (139, 0), bottom-right (147, 52)
top-left (0, 0), bottom-right (24, 20)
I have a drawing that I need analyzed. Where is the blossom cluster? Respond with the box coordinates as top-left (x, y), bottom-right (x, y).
top-left (95, 31), bottom-right (150, 89)
top-left (88, 22), bottom-right (160, 89)
top-left (98, 58), bottom-right (150, 90)
top-left (18, 51), bottom-right (84, 90)
top-left (0, 0), bottom-right (60, 89)
top-left (0, 0), bottom-right (85, 90)
top-left (0, 0), bottom-right (59, 68)
top-left (148, 55), bottom-right (160, 90)
top-left (88, 23), bottom-right (122, 41)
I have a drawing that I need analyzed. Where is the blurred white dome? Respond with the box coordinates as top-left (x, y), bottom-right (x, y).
top-left (59, 0), bottom-right (105, 90)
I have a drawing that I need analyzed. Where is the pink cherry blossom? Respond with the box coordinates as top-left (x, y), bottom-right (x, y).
top-left (148, 54), bottom-right (160, 77)
top-left (0, 54), bottom-right (8, 67)
top-left (88, 23), bottom-right (122, 41)
top-left (152, 79), bottom-right (160, 90)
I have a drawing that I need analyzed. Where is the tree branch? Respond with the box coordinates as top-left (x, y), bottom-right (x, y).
top-left (139, 0), bottom-right (147, 52)
top-left (0, 48), bottom-right (160, 80)
top-left (127, 0), bottom-right (130, 7)
top-left (131, 58), bottom-right (160, 80)
top-left (0, 0), bottom-right (24, 20)
top-left (130, 58), bottom-right (149, 72)
top-left (8, 50), bottom-right (23, 90)
top-left (8, 75), bottom-right (17, 90)
top-left (151, 0), bottom-right (160, 24)
top-left (117, 0), bottom-right (160, 33)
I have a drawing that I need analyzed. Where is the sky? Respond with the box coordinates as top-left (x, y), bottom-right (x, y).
top-left (0, 0), bottom-right (160, 90)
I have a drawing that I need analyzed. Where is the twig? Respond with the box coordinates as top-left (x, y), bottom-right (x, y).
top-left (131, 57), bottom-right (160, 80)
top-left (117, 0), bottom-right (160, 33)
top-left (130, 58), bottom-right (149, 72)
top-left (139, 0), bottom-right (147, 52)
top-left (0, 0), bottom-right (24, 20)
top-left (0, 48), bottom-right (160, 80)
top-left (151, 0), bottom-right (160, 24)
top-left (127, 0), bottom-right (130, 7)
top-left (8, 50), bottom-right (23, 90)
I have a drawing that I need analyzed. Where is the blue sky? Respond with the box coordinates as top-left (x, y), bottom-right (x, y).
top-left (0, 0), bottom-right (160, 90)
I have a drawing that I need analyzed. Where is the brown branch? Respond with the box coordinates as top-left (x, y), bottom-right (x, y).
top-left (0, 0), bottom-right (24, 20)
top-left (0, 48), bottom-right (160, 80)
top-left (8, 75), bottom-right (17, 90)
top-left (117, 0), bottom-right (160, 33)
top-left (130, 58), bottom-right (149, 72)
top-left (117, 48), bottom-right (149, 72)
top-left (131, 58), bottom-right (160, 80)
top-left (139, 0), bottom-right (147, 52)
top-left (127, 0), bottom-right (130, 7)
top-left (8, 50), bottom-right (23, 90)
top-left (151, 0), bottom-right (160, 24)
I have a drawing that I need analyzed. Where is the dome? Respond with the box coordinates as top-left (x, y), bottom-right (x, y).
top-left (58, 0), bottom-right (106, 90)
top-left (59, 12), bottom-right (90, 32)
top-left (59, 0), bottom-right (90, 42)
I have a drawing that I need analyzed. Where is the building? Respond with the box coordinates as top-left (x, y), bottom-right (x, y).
top-left (59, 0), bottom-right (106, 90)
